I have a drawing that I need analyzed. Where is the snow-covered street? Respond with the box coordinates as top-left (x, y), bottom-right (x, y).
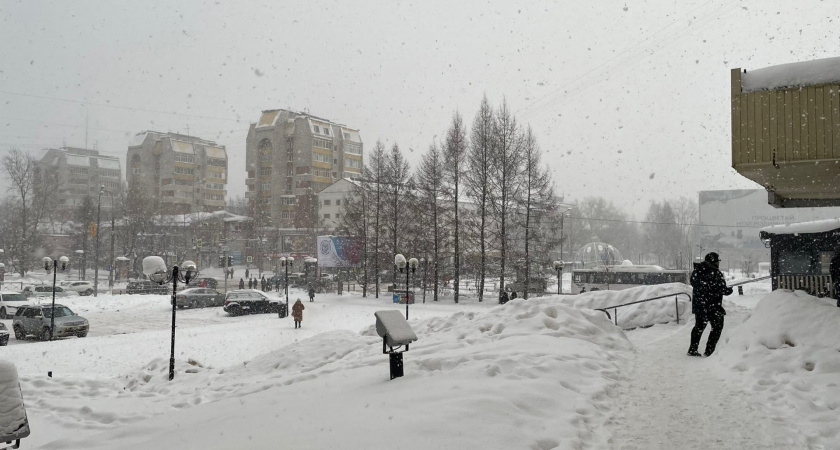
top-left (3, 281), bottom-right (840, 449)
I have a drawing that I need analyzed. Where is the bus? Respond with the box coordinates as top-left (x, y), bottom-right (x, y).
top-left (571, 265), bottom-right (689, 294)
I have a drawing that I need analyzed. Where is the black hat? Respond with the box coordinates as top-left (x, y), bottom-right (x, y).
top-left (704, 252), bottom-right (721, 264)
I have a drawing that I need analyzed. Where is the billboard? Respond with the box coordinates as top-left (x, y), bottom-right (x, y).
top-left (317, 236), bottom-right (363, 267)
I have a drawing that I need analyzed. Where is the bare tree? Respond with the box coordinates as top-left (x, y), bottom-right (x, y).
top-left (384, 143), bottom-right (412, 290)
top-left (366, 141), bottom-right (388, 298)
top-left (417, 142), bottom-right (446, 302)
top-left (464, 96), bottom-right (495, 302)
top-left (1, 148), bottom-right (51, 275)
top-left (518, 126), bottom-right (554, 299)
top-left (443, 111), bottom-right (468, 303)
top-left (487, 100), bottom-right (523, 302)
top-left (72, 195), bottom-right (97, 280)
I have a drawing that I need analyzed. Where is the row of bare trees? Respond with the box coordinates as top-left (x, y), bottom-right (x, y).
top-left (338, 96), bottom-right (563, 302)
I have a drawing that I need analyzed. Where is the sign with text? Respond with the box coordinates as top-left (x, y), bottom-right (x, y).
top-left (392, 292), bottom-right (414, 304)
top-left (317, 236), bottom-right (363, 268)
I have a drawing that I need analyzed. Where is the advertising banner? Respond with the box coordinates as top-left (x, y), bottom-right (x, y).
top-left (392, 292), bottom-right (414, 304)
top-left (317, 236), bottom-right (363, 267)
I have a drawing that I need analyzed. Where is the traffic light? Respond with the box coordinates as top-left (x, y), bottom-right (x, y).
top-left (227, 256), bottom-right (233, 266)
top-left (218, 255), bottom-right (224, 267)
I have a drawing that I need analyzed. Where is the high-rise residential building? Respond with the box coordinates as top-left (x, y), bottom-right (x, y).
top-left (127, 131), bottom-right (228, 214)
top-left (35, 147), bottom-right (122, 218)
top-left (245, 109), bottom-right (363, 229)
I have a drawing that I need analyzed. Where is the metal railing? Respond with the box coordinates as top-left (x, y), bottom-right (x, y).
top-left (595, 292), bottom-right (692, 328)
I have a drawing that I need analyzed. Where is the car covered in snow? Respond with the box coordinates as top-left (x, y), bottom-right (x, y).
top-left (22, 285), bottom-right (76, 299)
top-left (12, 304), bottom-right (89, 341)
top-left (62, 281), bottom-right (95, 296)
top-left (173, 288), bottom-right (225, 309)
top-left (0, 291), bottom-right (34, 319)
top-left (126, 280), bottom-right (170, 295)
top-left (223, 289), bottom-right (285, 317)
top-left (0, 322), bottom-right (9, 346)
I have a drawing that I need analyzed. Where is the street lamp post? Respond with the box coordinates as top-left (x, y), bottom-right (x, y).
top-left (0, 248), bottom-right (4, 290)
top-left (553, 260), bottom-right (565, 295)
top-left (143, 256), bottom-right (196, 381)
top-left (98, 187), bottom-right (116, 295)
top-left (75, 250), bottom-right (84, 280)
top-left (395, 255), bottom-right (418, 320)
top-left (43, 256), bottom-right (69, 341)
top-left (420, 257), bottom-right (427, 304)
top-left (279, 256), bottom-right (294, 315)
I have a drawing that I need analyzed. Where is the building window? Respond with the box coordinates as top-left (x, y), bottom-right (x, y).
top-left (174, 167), bottom-right (195, 175)
top-left (206, 182), bottom-right (225, 190)
top-left (344, 142), bottom-right (362, 155)
top-left (208, 158), bottom-right (226, 167)
top-left (323, 199), bottom-right (331, 206)
top-left (343, 132), bottom-right (350, 139)
top-left (323, 214), bottom-right (330, 219)
top-left (345, 158), bottom-right (362, 169)
top-left (324, 128), bottom-right (330, 136)
top-left (286, 181), bottom-right (293, 192)
top-left (336, 213), bottom-right (340, 219)
top-left (132, 167), bottom-right (141, 175)
top-left (314, 153), bottom-right (331, 164)
top-left (175, 179), bottom-right (193, 186)
top-left (204, 193), bottom-right (225, 201)
top-left (69, 178), bottom-right (87, 185)
top-left (313, 167), bottom-right (331, 178)
top-left (69, 167), bottom-right (88, 175)
top-left (313, 125), bottom-right (320, 134)
top-left (280, 210), bottom-right (292, 219)
top-left (281, 197), bottom-right (296, 205)
top-left (261, 182), bottom-right (271, 191)
top-left (99, 169), bottom-right (120, 177)
top-left (260, 167), bottom-right (272, 176)
top-left (336, 199), bottom-right (341, 206)
top-left (174, 154), bottom-right (195, 164)
top-left (175, 190), bottom-right (193, 199)
top-left (313, 137), bottom-right (333, 150)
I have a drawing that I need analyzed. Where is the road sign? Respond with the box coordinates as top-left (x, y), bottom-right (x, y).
top-left (246, 256), bottom-right (253, 263)
top-left (196, 239), bottom-right (203, 249)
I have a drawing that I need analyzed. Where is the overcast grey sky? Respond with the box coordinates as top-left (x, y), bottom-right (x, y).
top-left (1, 0), bottom-right (837, 217)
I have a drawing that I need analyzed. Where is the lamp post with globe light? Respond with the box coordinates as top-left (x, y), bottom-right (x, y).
top-left (42, 256), bottom-right (69, 340)
top-left (279, 256), bottom-right (294, 316)
top-left (143, 256), bottom-right (196, 381)
top-left (395, 254), bottom-right (418, 319)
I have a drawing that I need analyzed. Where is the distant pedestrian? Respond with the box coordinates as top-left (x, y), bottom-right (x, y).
top-left (248, 278), bottom-right (253, 289)
top-left (831, 248), bottom-right (840, 308)
top-left (261, 276), bottom-right (267, 292)
top-left (338, 279), bottom-right (343, 295)
top-left (510, 291), bottom-right (518, 300)
top-left (239, 278), bottom-right (245, 289)
top-left (308, 285), bottom-right (315, 302)
top-left (292, 298), bottom-right (305, 328)
top-left (499, 291), bottom-right (510, 305)
top-left (245, 269), bottom-right (250, 279)
top-left (688, 252), bottom-right (733, 357)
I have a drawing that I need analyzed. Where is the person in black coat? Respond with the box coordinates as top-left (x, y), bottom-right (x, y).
top-left (830, 249), bottom-right (840, 307)
top-left (239, 278), bottom-right (245, 290)
top-left (510, 291), bottom-right (518, 300)
top-left (688, 252), bottom-right (733, 357)
top-left (499, 291), bottom-right (510, 305)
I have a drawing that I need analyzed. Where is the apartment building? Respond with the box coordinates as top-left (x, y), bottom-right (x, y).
top-left (317, 178), bottom-right (360, 231)
top-left (35, 147), bottom-right (122, 218)
top-left (127, 131), bottom-right (228, 214)
top-left (244, 109), bottom-right (363, 229)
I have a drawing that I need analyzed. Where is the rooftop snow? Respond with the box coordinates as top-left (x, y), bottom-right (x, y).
top-left (760, 218), bottom-right (840, 235)
top-left (741, 56), bottom-right (840, 93)
top-left (98, 157), bottom-right (121, 170)
top-left (65, 154), bottom-right (90, 167)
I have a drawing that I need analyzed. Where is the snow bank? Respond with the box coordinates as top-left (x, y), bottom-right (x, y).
top-left (553, 283), bottom-right (692, 329)
top-left (0, 360), bottom-right (29, 438)
top-left (44, 298), bottom-right (632, 450)
top-left (716, 290), bottom-right (840, 447)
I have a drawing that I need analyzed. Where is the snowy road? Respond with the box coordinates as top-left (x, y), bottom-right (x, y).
top-left (609, 307), bottom-right (804, 449)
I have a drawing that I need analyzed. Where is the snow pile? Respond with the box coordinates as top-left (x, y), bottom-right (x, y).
top-left (741, 56), bottom-right (840, 93)
top-left (0, 360), bottom-right (29, 438)
top-left (716, 290), bottom-right (840, 447)
top-left (43, 298), bottom-right (632, 450)
top-left (554, 283), bottom-right (691, 329)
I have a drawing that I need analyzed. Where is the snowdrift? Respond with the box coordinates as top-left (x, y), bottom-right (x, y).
top-left (717, 290), bottom-right (840, 447)
top-left (551, 283), bottom-right (692, 329)
top-left (43, 298), bottom-right (632, 450)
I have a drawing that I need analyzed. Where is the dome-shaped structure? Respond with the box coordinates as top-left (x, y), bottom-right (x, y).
top-left (576, 242), bottom-right (623, 268)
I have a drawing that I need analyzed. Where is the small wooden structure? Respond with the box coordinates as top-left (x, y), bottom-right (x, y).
top-left (759, 218), bottom-right (840, 296)
top-left (731, 57), bottom-right (840, 207)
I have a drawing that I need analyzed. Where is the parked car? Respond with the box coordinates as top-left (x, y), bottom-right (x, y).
top-left (320, 273), bottom-right (335, 281)
top-left (63, 281), bottom-right (95, 296)
top-left (505, 278), bottom-right (548, 294)
top-left (173, 288), bottom-right (225, 309)
top-left (186, 277), bottom-right (218, 289)
top-left (126, 280), bottom-right (170, 295)
top-left (13, 304), bottom-right (89, 341)
top-left (25, 285), bottom-right (76, 298)
top-left (0, 323), bottom-right (9, 346)
top-left (0, 291), bottom-right (34, 319)
top-left (223, 289), bottom-right (284, 317)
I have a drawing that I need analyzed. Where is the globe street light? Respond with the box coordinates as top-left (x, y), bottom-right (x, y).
top-left (43, 256), bottom-right (69, 340)
top-left (74, 250), bottom-right (84, 280)
top-left (143, 256), bottom-right (196, 381)
top-left (553, 261), bottom-right (565, 295)
top-left (395, 255), bottom-right (418, 319)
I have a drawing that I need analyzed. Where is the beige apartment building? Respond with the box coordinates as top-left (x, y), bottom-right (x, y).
top-left (35, 147), bottom-right (122, 219)
top-left (244, 109), bottom-right (363, 229)
top-left (127, 131), bottom-right (228, 214)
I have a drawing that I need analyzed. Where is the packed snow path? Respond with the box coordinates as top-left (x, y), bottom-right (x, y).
top-left (609, 311), bottom-right (804, 449)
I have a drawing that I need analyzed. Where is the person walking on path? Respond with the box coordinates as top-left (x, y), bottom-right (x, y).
top-left (245, 268), bottom-right (250, 280)
top-left (499, 291), bottom-right (510, 305)
top-left (239, 278), bottom-right (245, 290)
top-left (510, 291), bottom-right (518, 301)
top-left (338, 279), bottom-right (343, 295)
top-left (292, 298), bottom-right (305, 328)
top-left (308, 285), bottom-right (316, 302)
top-left (830, 248), bottom-right (840, 307)
top-left (688, 252), bottom-right (733, 357)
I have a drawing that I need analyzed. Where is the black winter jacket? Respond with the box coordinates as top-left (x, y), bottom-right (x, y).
top-left (690, 261), bottom-right (733, 315)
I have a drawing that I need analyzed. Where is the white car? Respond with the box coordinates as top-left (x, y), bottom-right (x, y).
top-left (0, 291), bottom-right (35, 319)
top-left (24, 285), bottom-right (76, 299)
top-left (63, 281), bottom-right (95, 296)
